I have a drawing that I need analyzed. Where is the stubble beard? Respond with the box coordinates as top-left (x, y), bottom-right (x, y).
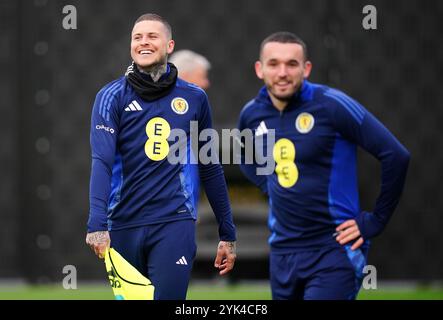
top-left (267, 84), bottom-right (294, 103)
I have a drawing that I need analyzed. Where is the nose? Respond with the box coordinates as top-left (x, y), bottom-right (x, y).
top-left (277, 64), bottom-right (288, 78)
top-left (141, 35), bottom-right (150, 46)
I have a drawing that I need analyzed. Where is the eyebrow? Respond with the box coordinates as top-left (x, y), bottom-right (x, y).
top-left (132, 32), bottom-right (160, 37)
top-left (267, 58), bottom-right (300, 64)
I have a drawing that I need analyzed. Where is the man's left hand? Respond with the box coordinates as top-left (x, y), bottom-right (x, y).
top-left (214, 241), bottom-right (236, 276)
top-left (335, 220), bottom-right (364, 250)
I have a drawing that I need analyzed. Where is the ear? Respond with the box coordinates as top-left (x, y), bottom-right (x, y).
top-left (303, 60), bottom-right (312, 79)
top-left (255, 61), bottom-right (264, 80)
top-left (167, 39), bottom-right (175, 55)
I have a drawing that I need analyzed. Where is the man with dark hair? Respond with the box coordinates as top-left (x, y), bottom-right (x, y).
top-left (86, 13), bottom-right (236, 300)
top-left (259, 32), bottom-right (309, 61)
top-left (237, 31), bottom-right (410, 299)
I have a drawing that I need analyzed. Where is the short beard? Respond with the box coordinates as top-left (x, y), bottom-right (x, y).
top-left (272, 93), bottom-right (292, 102)
top-left (267, 86), bottom-right (294, 102)
top-left (268, 82), bottom-right (302, 102)
top-left (137, 57), bottom-right (168, 82)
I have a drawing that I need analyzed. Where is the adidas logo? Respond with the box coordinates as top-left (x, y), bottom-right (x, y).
top-left (176, 256), bottom-right (188, 265)
top-left (255, 121), bottom-right (268, 136)
top-left (125, 100), bottom-right (143, 112)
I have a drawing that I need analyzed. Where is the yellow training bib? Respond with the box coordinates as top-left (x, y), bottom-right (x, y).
top-left (104, 248), bottom-right (155, 300)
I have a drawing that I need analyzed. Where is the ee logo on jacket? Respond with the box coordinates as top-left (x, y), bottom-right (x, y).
top-left (145, 117), bottom-right (171, 161)
top-left (273, 138), bottom-right (298, 188)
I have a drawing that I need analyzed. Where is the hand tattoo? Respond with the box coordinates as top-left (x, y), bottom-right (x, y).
top-left (87, 231), bottom-right (109, 244)
top-left (219, 241), bottom-right (236, 255)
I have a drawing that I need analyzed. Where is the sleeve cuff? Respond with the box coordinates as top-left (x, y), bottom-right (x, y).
top-left (218, 220), bottom-right (237, 242)
top-left (355, 211), bottom-right (386, 239)
top-left (87, 214), bottom-right (108, 233)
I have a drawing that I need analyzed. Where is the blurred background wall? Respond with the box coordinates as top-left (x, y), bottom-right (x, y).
top-left (0, 0), bottom-right (442, 283)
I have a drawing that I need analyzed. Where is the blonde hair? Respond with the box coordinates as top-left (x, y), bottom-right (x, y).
top-left (169, 50), bottom-right (211, 73)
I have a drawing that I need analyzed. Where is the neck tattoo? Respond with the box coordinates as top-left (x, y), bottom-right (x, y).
top-left (139, 63), bottom-right (167, 82)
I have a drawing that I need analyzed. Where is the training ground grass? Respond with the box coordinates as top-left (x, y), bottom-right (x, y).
top-left (0, 283), bottom-right (443, 300)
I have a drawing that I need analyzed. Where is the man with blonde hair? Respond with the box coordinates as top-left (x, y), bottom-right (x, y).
top-left (169, 49), bottom-right (211, 90)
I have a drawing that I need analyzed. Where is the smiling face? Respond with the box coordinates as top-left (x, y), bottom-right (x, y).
top-left (255, 42), bottom-right (312, 102)
top-left (130, 20), bottom-right (175, 70)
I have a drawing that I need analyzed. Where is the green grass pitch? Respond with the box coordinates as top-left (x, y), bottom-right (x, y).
top-left (0, 283), bottom-right (443, 300)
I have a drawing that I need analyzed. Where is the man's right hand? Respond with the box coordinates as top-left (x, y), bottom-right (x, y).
top-left (86, 231), bottom-right (110, 259)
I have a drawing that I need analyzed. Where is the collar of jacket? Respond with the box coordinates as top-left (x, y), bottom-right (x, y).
top-left (125, 62), bottom-right (178, 102)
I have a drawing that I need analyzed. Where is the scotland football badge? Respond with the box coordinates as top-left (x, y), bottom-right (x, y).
top-left (171, 97), bottom-right (189, 115)
top-left (296, 112), bottom-right (315, 134)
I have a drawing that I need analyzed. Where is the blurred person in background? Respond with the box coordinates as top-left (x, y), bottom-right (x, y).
top-left (85, 13), bottom-right (236, 300)
top-left (237, 31), bottom-right (410, 300)
top-left (169, 49), bottom-right (211, 90)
